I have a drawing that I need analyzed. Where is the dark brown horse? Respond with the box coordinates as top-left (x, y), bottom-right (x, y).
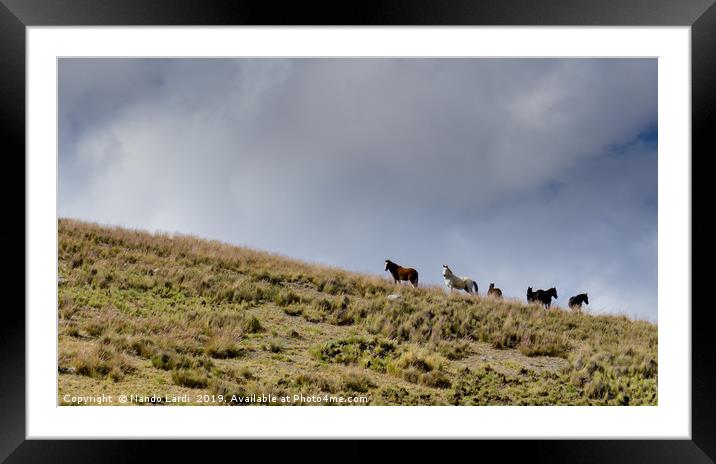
top-left (534, 287), bottom-right (558, 308)
top-left (384, 259), bottom-right (419, 287)
top-left (488, 283), bottom-right (503, 298)
top-left (569, 293), bottom-right (589, 310)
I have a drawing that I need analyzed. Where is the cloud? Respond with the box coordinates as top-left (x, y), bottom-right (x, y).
top-left (59, 58), bottom-right (658, 321)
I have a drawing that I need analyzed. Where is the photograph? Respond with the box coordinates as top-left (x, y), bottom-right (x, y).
top-left (56, 57), bottom-right (659, 407)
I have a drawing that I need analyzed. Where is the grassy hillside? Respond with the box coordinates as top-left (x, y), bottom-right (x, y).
top-left (58, 219), bottom-right (657, 406)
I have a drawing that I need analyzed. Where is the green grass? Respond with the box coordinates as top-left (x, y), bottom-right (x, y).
top-left (57, 218), bottom-right (657, 405)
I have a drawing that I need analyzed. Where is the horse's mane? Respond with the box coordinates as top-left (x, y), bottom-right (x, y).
top-left (385, 260), bottom-right (399, 272)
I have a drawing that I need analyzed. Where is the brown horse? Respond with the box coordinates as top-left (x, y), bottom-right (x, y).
top-left (384, 259), bottom-right (419, 287)
top-left (488, 283), bottom-right (503, 298)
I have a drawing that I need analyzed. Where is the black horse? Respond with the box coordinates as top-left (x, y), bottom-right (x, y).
top-left (526, 286), bottom-right (538, 303)
top-left (534, 287), bottom-right (558, 308)
top-left (568, 293), bottom-right (589, 310)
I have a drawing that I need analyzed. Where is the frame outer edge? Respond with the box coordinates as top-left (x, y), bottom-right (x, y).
top-left (0, 1), bottom-right (26, 464)
top-left (691, 1), bottom-right (716, 461)
top-left (0, 0), bottom-right (715, 25)
top-left (2, 0), bottom-right (712, 461)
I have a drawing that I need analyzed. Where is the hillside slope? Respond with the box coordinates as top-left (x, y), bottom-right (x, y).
top-left (58, 219), bottom-right (657, 405)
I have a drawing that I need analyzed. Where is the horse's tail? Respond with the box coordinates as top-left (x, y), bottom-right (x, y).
top-left (472, 281), bottom-right (478, 294)
top-left (413, 271), bottom-right (419, 287)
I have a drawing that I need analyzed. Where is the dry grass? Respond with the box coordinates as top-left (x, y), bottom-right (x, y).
top-left (58, 218), bottom-right (657, 405)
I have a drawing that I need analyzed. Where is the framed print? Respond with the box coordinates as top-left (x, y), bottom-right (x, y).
top-left (5, 0), bottom-right (712, 461)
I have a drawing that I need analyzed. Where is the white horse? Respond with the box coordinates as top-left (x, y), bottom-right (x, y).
top-left (442, 265), bottom-right (478, 295)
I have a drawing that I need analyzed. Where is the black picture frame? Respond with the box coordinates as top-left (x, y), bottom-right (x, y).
top-left (3, 0), bottom-right (711, 461)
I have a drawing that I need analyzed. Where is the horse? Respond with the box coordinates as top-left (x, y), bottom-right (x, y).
top-left (534, 287), bottom-right (558, 308)
top-left (527, 286), bottom-right (538, 303)
top-left (487, 283), bottom-right (503, 298)
top-left (442, 265), bottom-right (478, 294)
top-left (569, 293), bottom-right (589, 310)
top-left (384, 259), bottom-right (419, 287)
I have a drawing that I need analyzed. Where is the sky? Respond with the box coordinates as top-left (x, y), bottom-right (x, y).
top-left (58, 58), bottom-right (658, 321)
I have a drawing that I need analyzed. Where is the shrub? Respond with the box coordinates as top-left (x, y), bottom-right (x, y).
top-left (274, 290), bottom-right (302, 307)
top-left (302, 309), bottom-right (324, 323)
top-left (243, 316), bottom-right (263, 334)
top-left (151, 351), bottom-right (194, 370)
top-left (314, 298), bottom-right (333, 312)
top-left (387, 349), bottom-right (449, 389)
top-left (67, 345), bottom-right (134, 382)
top-left (192, 311), bottom-right (247, 330)
top-left (435, 341), bottom-right (471, 360)
top-left (282, 305), bottom-right (304, 317)
top-left (129, 337), bottom-right (156, 358)
top-left (294, 373), bottom-right (337, 393)
top-left (209, 379), bottom-right (248, 401)
top-left (205, 335), bottom-right (245, 359)
top-left (172, 369), bottom-right (208, 389)
top-left (517, 333), bottom-right (570, 358)
top-left (341, 371), bottom-right (376, 393)
top-left (312, 336), bottom-right (396, 372)
top-left (318, 277), bottom-right (352, 295)
top-left (266, 340), bottom-right (284, 353)
top-left (389, 349), bottom-right (443, 373)
top-left (420, 370), bottom-right (452, 389)
top-left (64, 325), bottom-right (80, 338)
